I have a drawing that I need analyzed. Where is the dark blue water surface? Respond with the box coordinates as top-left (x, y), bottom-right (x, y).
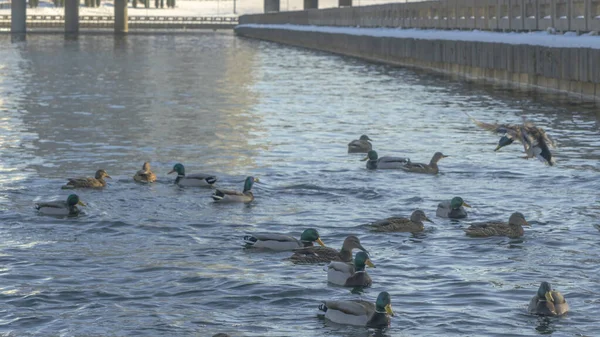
top-left (0, 32), bottom-right (599, 336)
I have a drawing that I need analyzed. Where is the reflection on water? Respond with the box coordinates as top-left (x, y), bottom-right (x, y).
top-left (0, 33), bottom-right (599, 336)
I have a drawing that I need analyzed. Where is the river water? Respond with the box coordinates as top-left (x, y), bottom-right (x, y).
top-left (0, 32), bottom-right (599, 337)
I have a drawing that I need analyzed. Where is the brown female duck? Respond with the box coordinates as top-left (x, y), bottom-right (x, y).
top-left (133, 162), bottom-right (157, 183)
top-left (464, 212), bottom-right (530, 238)
top-left (288, 235), bottom-right (368, 264)
top-left (367, 210), bottom-right (432, 232)
top-left (400, 152), bottom-right (448, 174)
top-left (61, 169), bottom-right (111, 189)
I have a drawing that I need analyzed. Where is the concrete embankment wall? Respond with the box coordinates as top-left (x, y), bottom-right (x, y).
top-left (243, 0), bottom-right (600, 33)
top-left (235, 25), bottom-right (600, 102)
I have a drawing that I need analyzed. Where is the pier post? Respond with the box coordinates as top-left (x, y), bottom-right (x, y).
top-left (264, 0), bottom-right (279, 12)
top-left (339, 0), bottom-right (351, 7)
top-left (304, 0), bottom-right (317, 10)
top-left (114, 0), bottom-right (128, 33)
top-left (10, 0), bottom-right (26, 33)
top-left (65, 0), bottom-right (79, 34)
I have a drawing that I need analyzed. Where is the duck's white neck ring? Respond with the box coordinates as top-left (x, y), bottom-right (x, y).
top-left (374, 309), bottom-right (386, 314)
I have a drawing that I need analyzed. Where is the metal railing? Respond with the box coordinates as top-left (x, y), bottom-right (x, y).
top-left (0, 14), bottom-right (238, 28)
top-left (241, 0), bottom-right (600, 32)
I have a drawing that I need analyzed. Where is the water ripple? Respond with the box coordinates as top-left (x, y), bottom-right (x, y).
top-left (0, 33), bottom-right (598, 336)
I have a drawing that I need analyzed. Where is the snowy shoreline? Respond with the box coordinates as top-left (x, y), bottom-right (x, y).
top-left (237, 24), bottom-right (600, 49)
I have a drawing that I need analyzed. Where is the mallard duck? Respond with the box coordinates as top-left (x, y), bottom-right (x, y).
top-left (361, 150), bottom-right (410, 169)
top-left (399, 152), bottom-right (447, 174)
top-left (318, 291), bottom-right (394, 328)
top-left (61, 169), bottom-right (111, 189)
top-left (436, 197), bottom-right (471, 219)
top-left (243, 228), bottom-right (325, 251)
top-left (288, 235), bottom-right (368, 264)
top-left (35, 194), bottom-right (86, 216)
top-left (212, 176), bottom-right (258, 203)
top-left (466, 113), bottom-right (556, 166)
top-left (528, 281), bottom-right (569, 316)
top-left (133, 162), bottom-right (157, 183)
top-left (366, 210), bottom-right (432, 232)
top-left (168, 163), bottom-right (217, 187)
top-left (348, 135), bottom-right (373, 153)
top-left (325, 251), bottom-right (375, 287)
top-left (464, 212), bottom-right (530, 238)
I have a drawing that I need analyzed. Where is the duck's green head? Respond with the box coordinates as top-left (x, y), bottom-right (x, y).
top-left (537, 281), bottom-right (554, 302)
top-left (243, 176), bottom-right (259, 192)
top-left (67, 194), bottom-right (86, 207)
top-left (95, 169), bottom-right (111, 180)
top-left (361, 150), bottom-right (378, 161)
top-left (375, 291), bottom-right (394, 316)
top-left (495, 135), bottom-right (514, 151)
top-left (168, 163), bottom-right (185, 175)
top-left (354, 251), bottom-right (375, 270)
top-left (508, 212), bottom-right (529, 226)
top-left (300, 228), bottom-right (325, 247)
top-left (359, 135), bottom-right (372, 141)
top-left (450, 197), bottom-right (471, 210)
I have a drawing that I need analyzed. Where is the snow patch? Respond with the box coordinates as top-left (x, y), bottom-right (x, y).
top-left (237, 24), bottom-right (600, 50)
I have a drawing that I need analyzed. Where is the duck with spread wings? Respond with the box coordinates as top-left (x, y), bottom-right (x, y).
top-left (465, 112), bottom-right (556, 166)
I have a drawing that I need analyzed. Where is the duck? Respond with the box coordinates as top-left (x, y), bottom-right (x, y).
top-left (288, 235), bottom-right (368, 264)
top-left (133, 162), bottom-right (157, 183)
top-left (348, 135), bottom-right (373, 153)
top-left (325, 251), bottom-right (374, 287)
top-left (35, 194), bottom-right (86, 216)
top-left (466, 112), bottom-right (556, 166)
top-left (399, 152), bottom-right (448, 174)
top-left (528, 281), bottom-right (569, 316)
top-left (361, 150), bottom-right (410, 169)
top-left (318, 291), bottom-right (394, 328)
top-left (168, 163), bottom-right (217, 187)
top-left (61, 169), bottom-right (111, 189)
top-left (243, 228), bottom-right (325, 251)
top-left (436, 196), bottom-right (471, 219)
top-left (464, 212), bottom-right (530, 238)
top-left (366, 210), bottom-right (432, 232)
top-left (212, 176), bottom-right (258, 203)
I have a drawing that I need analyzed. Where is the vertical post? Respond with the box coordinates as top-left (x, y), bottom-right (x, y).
top-left (303, 0), bottom-right (317, 10)
top-left (114, 0), bottom-right (128, 33)
top-left (584, 0), bottom-right (590, 32)
top-left (497, 0), bottom-right (501, 30)
top-left (339, 0), bottom-right (351, 7)
top-left (233, 0), bottom-right (236, 14)
top-left (508, 0), bottom-right (512, 30)
top-left (520, 0), bottom-right (525, 30)
top-left (455, 0), bottom-right (458, 29)
top-left (11, 0), bottom-right (26, 33)
top-left (264, 0), bottom-right (279, 12)
top-left (535, 0), bottom-right (539, 30)
top-left (65, 0), bottom-right (79, 34)
top-left (550, 0), bottom-right (555, 28)
top-left (567, 0), bottom-right (571, 31)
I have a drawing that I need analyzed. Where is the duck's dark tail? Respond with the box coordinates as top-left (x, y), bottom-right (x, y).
top-left (212, 189), bottom-right (225, 201)
top-left (206, 176), bottom-right (217, 185)
top-left (318, 303), bottom-right (328, 312)
top-left (243, 235), bottom-right (257, 245)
